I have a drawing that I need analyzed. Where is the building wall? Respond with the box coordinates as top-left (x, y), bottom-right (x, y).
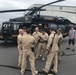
top-left (30, 4), bottom-right (76, 23)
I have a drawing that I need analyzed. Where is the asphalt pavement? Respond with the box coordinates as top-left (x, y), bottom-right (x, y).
top-left (0, 37), bottom-right (76, 75)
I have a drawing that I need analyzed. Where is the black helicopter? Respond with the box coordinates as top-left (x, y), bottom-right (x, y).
top-left (0, 0), bottom-right (76, 42)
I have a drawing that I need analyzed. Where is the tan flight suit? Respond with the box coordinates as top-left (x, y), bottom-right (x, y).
top-left (43, 31), bottom-right (61, 73)
top-left (36, 32), bottom-right (48, 59)
top-left (58, 33), bottom-right (63, 63)
top-left (17, 34), bottom-right (23, 67)
top-left (21, 34), bottom-right (37, 75)
top-left (32, 31), bottom-right (42, 54)
top-left (32, 32), bottom-right (41, 43)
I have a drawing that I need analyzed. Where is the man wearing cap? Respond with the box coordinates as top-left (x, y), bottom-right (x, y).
top-left (35, 29), bottom-right (48, 60)
top-left (17, 29), bottom-right (24, 68)
top-left (43, 28), bottom-right (63, 74)
top-left (21, 28), bottom-right (38, 75)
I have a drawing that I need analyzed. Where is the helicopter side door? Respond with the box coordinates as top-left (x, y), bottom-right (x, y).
top-left (12, 24), bottom-right (19, 40)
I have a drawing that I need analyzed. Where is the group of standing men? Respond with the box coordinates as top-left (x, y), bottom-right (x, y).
top-left (17, 26), bottom-right (63, 75)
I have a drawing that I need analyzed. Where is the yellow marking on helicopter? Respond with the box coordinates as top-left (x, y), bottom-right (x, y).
top-left (44, 17), bottom-right (54, 20)
top-left (12, 34), bottom-right (18, 37)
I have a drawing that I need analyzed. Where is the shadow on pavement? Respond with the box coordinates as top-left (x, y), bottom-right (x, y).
top-left (0, 65), bottom-right (56, 75)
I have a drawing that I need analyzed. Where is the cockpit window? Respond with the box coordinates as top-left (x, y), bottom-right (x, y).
top-left (13, 24), bottom-right (17, 31)
top-left (3, 23), bottom-right (10, 28)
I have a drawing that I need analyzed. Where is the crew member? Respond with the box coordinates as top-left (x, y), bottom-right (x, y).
top-left (35, 29), bottom-right (48, 60)
top-left (22, 27), bottom-right (26, 35)
top-left (32, 27), bottom-right (41, 43)
top-left (44, 24), bottom-right (50, 35)
top-left (17, 29), bottom-right (24, 68)
top-left (57, 28), bottom-right (63, 63)
top-left (21, 28), bottom-right (38, 75)
top-left (43, 28), bottom-right (62, 74)
top-left (32, 27), bottom-right (42, 53)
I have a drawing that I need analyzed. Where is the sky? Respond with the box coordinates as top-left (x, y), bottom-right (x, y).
top-left (0, 0), bottom-right (76, 23)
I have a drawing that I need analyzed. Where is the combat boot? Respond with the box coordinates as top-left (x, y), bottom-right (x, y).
top-left (35, 71), bottom-right (38, 75)
top-left (42, 68), bottom-right (48, 73)
top-left (51, 69), bottom-right (58, 74)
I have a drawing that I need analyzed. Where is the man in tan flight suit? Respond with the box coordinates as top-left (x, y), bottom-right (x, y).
top-left (32, 27), bottom-right (42, 54)
top-left (17, 29), bottom-right (24, 68)
top-left (35, 29), bottom-right (48, 60)
top-left (43, 28), bottom-right (63, 74)
top-left (32, 27), bottom-right (41, 43)
top-left (21, 28), bottom-right (38, 75)
top-left (57, 28), bottom-right (63, 63)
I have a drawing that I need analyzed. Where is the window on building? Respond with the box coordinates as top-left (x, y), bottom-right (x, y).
top-left (60, 6), bottom-right (63, 10)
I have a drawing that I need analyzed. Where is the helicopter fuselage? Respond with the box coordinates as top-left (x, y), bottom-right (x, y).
top-left (0, 15), bottom-right (76, 42)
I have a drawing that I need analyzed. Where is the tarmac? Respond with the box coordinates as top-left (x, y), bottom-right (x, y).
top-left (0, 37), bottom-right (76, 75)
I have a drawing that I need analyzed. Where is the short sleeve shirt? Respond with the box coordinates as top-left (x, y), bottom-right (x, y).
top-left (69, 29), bottom-right (76, 39)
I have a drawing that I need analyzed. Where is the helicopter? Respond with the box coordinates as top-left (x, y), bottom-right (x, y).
top-left (0, 0), bottom-right (76, 42)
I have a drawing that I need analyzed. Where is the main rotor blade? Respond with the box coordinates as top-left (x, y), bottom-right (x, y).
top-left (29, 0), bottom-right (65, 15)
top-left (0, 0), bottom-right (65, 13)
top-left (0, 8), bottom-right (46, 13)
top-left (0, 9), bottom-right (30, 13)
top-left (39, 0), bottom-right (65, 9)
